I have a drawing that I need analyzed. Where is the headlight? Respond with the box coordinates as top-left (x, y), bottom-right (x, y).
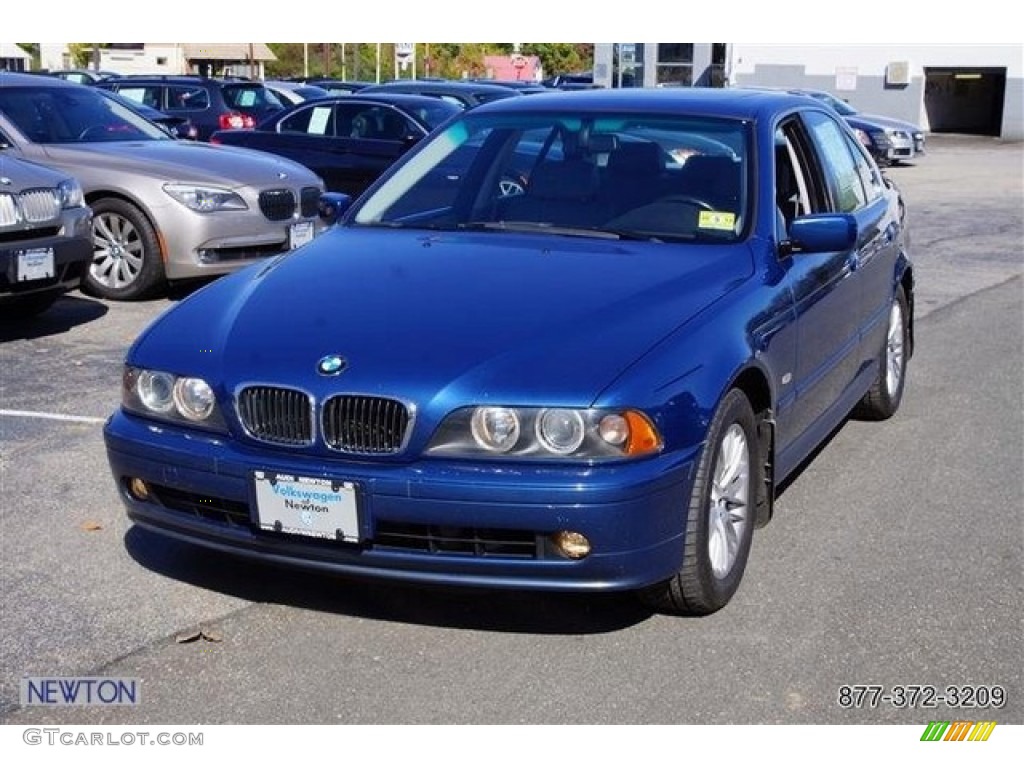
top-left (123, 366), bottom-right (226, 431)
top-left (57, 179), bottom-right (84, 209)
top-left (535, 408), bottom-right (585, 454)
top-left (173, 377), bottom-right (217, 421)
top-left (163, 183), bottom-right (247, 213)
top-left (470, 407), bottom-right (520, 453)
top-left (428, 406), bottom-right (662, 461)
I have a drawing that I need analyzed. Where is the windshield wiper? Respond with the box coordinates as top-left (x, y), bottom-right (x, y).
top-left (457, 221), bottom-right (662, 242)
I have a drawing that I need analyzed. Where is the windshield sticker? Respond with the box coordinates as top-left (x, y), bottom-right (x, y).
top-left (698, 211), bottom-right (736, 231)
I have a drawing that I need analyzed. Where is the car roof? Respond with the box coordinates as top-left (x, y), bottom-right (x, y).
top-left (465, 86), bottom-right (820, 121)
top-left (1, 71), bottom-right (82, 89)
top-left (364, 80), bottom-right (521, 95)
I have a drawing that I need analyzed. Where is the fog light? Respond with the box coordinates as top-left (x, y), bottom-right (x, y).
top-left (128, 477), bottom-right (150, 501)
top-left (551, 530), bottom-right (591, 560)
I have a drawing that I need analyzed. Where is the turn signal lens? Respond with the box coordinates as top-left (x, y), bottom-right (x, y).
top-left (624, 410), bottom-right (662, 455)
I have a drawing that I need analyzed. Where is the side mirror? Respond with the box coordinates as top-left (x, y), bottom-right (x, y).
top-left (318, 192), bottom-right (352, 226)
top-left (785, 213), bottom-right (857, 254)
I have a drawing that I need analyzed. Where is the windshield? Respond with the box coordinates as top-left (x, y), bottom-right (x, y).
top-left (808, 91), bottom-right (858, 116)
top-left (351, 110), bottom-right (750, 243)
top-left (0, 85), bottom-right (170, 144)
top-left (410, 101), bottom-right (461, 130)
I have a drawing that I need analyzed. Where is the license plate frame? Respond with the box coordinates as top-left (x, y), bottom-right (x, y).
top-left (289, 221), bottom-right (315, 249)
top-left (16, 248), bottom-right (55, 282)
top-left (253, 471), bottom-right (360, 542)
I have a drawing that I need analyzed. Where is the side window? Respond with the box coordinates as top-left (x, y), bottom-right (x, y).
top-left (333, 104), bottom-right (369, 138)
top-left (280, 104), bottom-right (335, 136)
top-left (844, 131), bottom-right (885, 203)
top-left (115, 86), bottom-right (162, 110)
top-left (168, 86), bottom-right (210, 112)
top-left (803, 111), bottom-right (868, 213)
top-left (774, 118), bottom-right (827, 231)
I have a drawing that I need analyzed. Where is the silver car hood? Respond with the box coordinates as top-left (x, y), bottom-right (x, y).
top-left (37, 140), bottom-right (320, 188)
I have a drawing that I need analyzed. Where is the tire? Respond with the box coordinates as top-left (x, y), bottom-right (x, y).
top-left (853, 286), bottom-right (909, 421)
top-left (84, 198), bottom-right (165, 300)
top-left (639, 388), bottom-right (759, 615)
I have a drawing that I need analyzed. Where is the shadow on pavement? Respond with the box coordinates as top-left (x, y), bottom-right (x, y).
top-left (0, 293), bottom-right (108, 342)
top-left (124, 526), bottom-right (654, 635)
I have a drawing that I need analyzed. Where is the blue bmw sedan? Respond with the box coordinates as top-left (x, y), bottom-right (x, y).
top-left (104, 89), bottom-right (913, 615)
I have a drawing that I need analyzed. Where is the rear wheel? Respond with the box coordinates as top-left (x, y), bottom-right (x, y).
top-left (84, 198), bottom-right (165, 300)
top-left (639, 389), bottom-right (759, 615)
top-left (854, 286), bottom-right (909, 421)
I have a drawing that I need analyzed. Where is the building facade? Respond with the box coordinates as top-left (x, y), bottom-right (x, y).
top-left (594, 44), bottom-right (1022, 141)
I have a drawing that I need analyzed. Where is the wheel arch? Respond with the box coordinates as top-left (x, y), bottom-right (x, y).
top-left (726, 364), bottom-right (775, 527)
top-left (85, 191), bottom-right (167, 264)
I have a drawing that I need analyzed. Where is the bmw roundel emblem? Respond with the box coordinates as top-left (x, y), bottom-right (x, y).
top-left (317, 355), bottom-right (348, 376)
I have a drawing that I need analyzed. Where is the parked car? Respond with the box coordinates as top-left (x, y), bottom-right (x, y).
top-left (263, 80), bottom-right (330, 107)
top-left (302, 79), bottom-right (374, 96)
top-left (97, 75), bottom-right (286, 141)
top-left (752, 87), bottom-right (925, 166)
top-left (0, 73), bottom-right (327, 300)
top-left (210, 93), bottom-right (461, 196)
top-left (0, 154), bottom-right (92, 317)
top-left (42, 69), bottom-right (119, 85)
top-left (358, 80), bottom-right (522, 109)
top-left (104, 88), bottom-right (913, 615)
top-left (98, 88), bottom-right (198, 140)
top-left (469, 79), bottom-right (551, 94)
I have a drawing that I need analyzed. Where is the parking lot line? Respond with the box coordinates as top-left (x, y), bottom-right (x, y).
top-left (0, 409), bottom-right (106, 425)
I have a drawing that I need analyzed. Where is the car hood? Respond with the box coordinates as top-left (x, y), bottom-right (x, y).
top-left (132, 228), bottom-right (753, 414)
top-left (37, 140), bottom-right (319, 186)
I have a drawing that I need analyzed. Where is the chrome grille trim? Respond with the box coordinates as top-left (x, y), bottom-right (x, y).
top-left (19, 189), bottom-right (61, 222)
top-left (0, 189), bottom-right (60, 226)
top-left (237, 385), bottom-right (314, 446)
top-left (0, 193), bottom-right (17, 227)
top-left (323, 395), bottom-right (412, 454)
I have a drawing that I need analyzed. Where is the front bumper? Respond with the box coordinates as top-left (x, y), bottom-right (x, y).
top-left (0, 208), bottom-right (92, 298)
top-left (104, 410), bottom-right (697, 592)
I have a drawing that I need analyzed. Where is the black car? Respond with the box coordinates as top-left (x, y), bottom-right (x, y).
top-left (357, 80), bottom-right (522, 109)
top-left (303, 79), bottom-right (374, 95)
top-left (209, 93), bottom-right (461, 196)
top-left (97, 75), bottom-right (285, 141)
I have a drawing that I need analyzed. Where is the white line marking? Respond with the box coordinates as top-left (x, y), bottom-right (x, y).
top-left (0, 409), bottom-right (106, 425)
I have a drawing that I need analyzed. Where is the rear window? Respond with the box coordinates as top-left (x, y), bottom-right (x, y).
top-left (222, 85), bottom-right (282, 111)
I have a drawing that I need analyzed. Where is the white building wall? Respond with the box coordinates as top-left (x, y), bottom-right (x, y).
top-left (731, 45), bottom-right (1022, 79)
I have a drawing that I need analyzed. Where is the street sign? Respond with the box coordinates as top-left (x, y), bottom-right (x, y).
top-left (395, 43), bottom-right (415, 74)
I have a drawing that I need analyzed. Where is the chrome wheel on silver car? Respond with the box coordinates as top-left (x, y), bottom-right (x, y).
top-left (708, 424), bottom-right (750, 579)
top-left (83, 198), bottom-right (165, 300)
top-left (93, 211), bottom-right (144, 290)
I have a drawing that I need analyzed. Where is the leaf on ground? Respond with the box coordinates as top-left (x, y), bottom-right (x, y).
top-left (80, 521), bottom-right (103, 531)
top-left (200, 628), bottom-right (223, 643)
top-left (175, 629), bottom-right (202, 644)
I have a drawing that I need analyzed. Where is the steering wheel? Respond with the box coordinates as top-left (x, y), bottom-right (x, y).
top-left (77, 125), bottom-right (110, 141)
top-left (497, 175), bottom-right (527, 198)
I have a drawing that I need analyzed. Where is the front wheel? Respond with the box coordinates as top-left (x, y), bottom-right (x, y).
top-left (84, 198), bottom-right (165, 300)
top-left (639, 389), bottom-right (759, 615)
